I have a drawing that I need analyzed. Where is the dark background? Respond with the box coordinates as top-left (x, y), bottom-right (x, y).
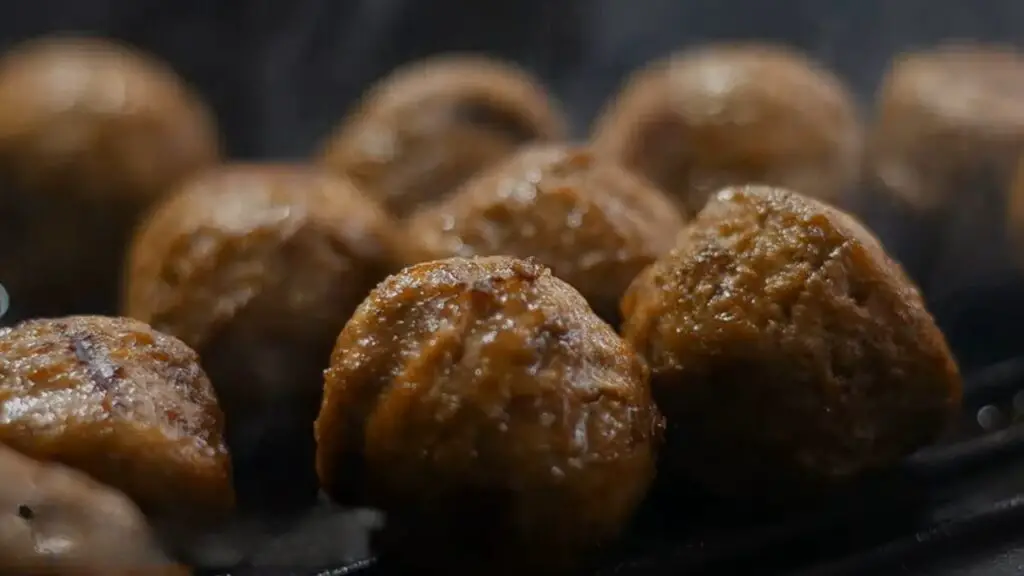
top-left (4, 0), bottom-right (1022, 159)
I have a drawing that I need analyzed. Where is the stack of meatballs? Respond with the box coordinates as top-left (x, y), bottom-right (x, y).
top-left (4, 35), bottom-right (1003, 576)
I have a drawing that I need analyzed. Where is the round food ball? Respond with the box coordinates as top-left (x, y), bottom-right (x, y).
top-left (866, 44), bottom-right (1024, 292)
top-left (0, 443), bottom-right (188, 576)
top-left (317, 55), bottom-right (568, 217)
top-left (0, 315), bottom-right (233, 525)
top-left (0, 37), bottom-right (221, 319)
top-left (315, 256), bottom-right (661, 574)
top-left (591, 43), bottom-right (862, 217)
top-left (402, 144), bottom-right (685, 325)
top-left (124, 164), bottom-right (401, 510)
top-left (621, 186), bottom-right (961, 500)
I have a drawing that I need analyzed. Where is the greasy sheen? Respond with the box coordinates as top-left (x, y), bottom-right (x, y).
top-left (402, 144), bottom-right (685, 324)
top-left (0, 444), bottom-right (187, 576)
top-left (591, 43), bottom-right (862, 217)
top-left (0, 316), bottom-right (233, 524)
top-left (869, 44), bottom-right (1024, 212)
top-left (316, 256), bottom-right (661, 574)
top-left (621, 186), bottom-right (962, 499)
top-left (0, 37), bottom-right (220, 317)
top-left (317, 55), bottom-right (568, 217)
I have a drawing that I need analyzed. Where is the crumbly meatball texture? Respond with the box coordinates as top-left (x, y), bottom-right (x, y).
top-left (591, 44), bottom-right (862, 216)
top-left (0, 37), bottom-right (220, 318)
top-left (0, 444), bottom-right (187, 576)
top-left (0, 316), bottom-right (233, 523)
top-left (316, 256), bottom-right (661, 573)
top-left (870, 44), bottom-right (1024, 211)
top-left (317, 55), bottom-right (567, 217)
top-left (403, 144), bottom-right (685, 323)
top-left (124, 164), bottom-right (399, 414)
top-left (621, 186), bottom-right (961, 498)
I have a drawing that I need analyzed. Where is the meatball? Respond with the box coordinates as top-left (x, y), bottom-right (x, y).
top-left (865, 44), bottom-right (1024, 294)
top-left (124, 164), bottom-right (400, 510)
top-left (402, 144), bottom-right (685, 325)
top-left (315, 256), bottom-right (661, 574)
top-left (0, 316), bottom-right (233, 525)
top-left (317, 55), bottom-right (567, 217)
top-left (621, 186), bottom-right (961, 500)
top-left (0, 444), bottom-right (187, 576)
top-left (0, 37), bottom-right (220, 319)
top-left (591, 43), bottom-right (862, 217)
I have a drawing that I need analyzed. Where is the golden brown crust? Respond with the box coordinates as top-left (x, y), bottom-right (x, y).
top-left (869, 44), bottom-right (1024, 211)
top-left (0, 315), bottom-right (233, 524)
top-left (317, 55), bottom-right (568, 217)
top-left (0, 36), bottom-right (220, 317)
top-left (0, 444), bottom-right (188, 576)
top-left (402, 144), bottom-right (685, 323)
top-left (621, 186), bottom-right (961, 498)
top-left (591, 43), bottom-right (862, 216)
top-left (316, 256), bottom-right (661, 573)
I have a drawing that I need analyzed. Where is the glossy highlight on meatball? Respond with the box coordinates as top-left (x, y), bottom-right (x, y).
top-left (0, 37), bottom-right (220, 319)
top-left (865, 44), bottom-right (1024, 290)
top-left (124, 164), bottom-right (401, 510)
top-left (316, 256), bottom-right (661, 574)
top-left (0, 316), bottom-right (233, 525)
top-left (591, 43), bottom-right (862, 217)
top-left (0, 444), bottom-right (188, 576)
top-left (402, 144), bottom-right (685, 324)
top-left (317, 55), bottom-right (568, 217)
top-left (621, 186), bottom-right (961, 500)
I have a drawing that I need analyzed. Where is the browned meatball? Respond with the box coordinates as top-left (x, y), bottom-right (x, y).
top-left (0, 316), bottom-right (233, 525)
top-left (0, 37), bottom-right (220, 319)
top-left (124, 163), bottom-right (401, 509)
top-left (621, 186), bottom-right (961, 500)
top-left (0, 444), bottom-right (187, 576)
top-left (591, 43), bottom-right (862, 217)
top-left (316, 256), bottom-right (661, 574)
top-left (317, 55), bottom-right (568, 217)
top-left (866, 44), bottom-right (1024, 291)
top-left (402, 144), bottom-right (685, 325)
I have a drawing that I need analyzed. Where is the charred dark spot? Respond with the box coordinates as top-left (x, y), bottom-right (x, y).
top-left (454, 101), bottom-right (539, 144)
top-left (70, 333), bottom-right (120, 392)
top-left (17, 505), bottom-right (33, 520)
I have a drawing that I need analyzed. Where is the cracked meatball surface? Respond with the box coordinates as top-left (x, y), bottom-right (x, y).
top-left (316, 256), bottom-right (661, 574)
top-left (621, 186), bottom-right (961, 499)
top-left (0, 315), bottom-right (233, 524)
top-left (124, 164), bottom-right (400, 510)
top-left (0, 443), bottom-right (187, 576)
top-left (591, 43), bottom-right (862, 217)
top-left (317, 55), bottom-right (567, 217)
top-left (0, 37), bottom-right (220, 319)
top-left (402, 144), bottom-right (684, 324)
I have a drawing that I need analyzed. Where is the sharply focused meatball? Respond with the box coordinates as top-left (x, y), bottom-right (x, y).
top-left (591, 43), bottom-right (862, 217)
top-left (621, 186), bottom-right (961, 500)
top-left (124, 164), bottom-right (400, 510)
top-left (0, 316), bottom-right (233, 525)
top-left (0, 444), bottom-right (187, 576)
top-left (316, 256), bottom-right (661, 574)
top-left (866, 44), bottom-right (1024, 292)
top-left (317, 55), bottom-right (567, 217)
top-left (0, 37), bottom-right (220, 319)
top-left (402, 145), bottom-right (685, 324)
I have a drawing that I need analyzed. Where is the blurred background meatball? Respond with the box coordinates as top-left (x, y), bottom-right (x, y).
top-left (124, 164), bottom-right (401, 512)
top-left (0, 316), bottom-right (233, 527)
top-left (402, 144), bottom-right (684, 325)
top-left (317, 55), bottom-right (568, 217)
top-left (864, 44), bottom-right (1024, 298)
top-left (0, 36), bottom-right (220, 321)
top-left (0, 443), bottom-right (187, 576)
top-left (590, 43), bottom-right (862, 217)
top-left (316, 256), bottom-right (661, 574)
top-left (621, 186), bottom-right (961, 501)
